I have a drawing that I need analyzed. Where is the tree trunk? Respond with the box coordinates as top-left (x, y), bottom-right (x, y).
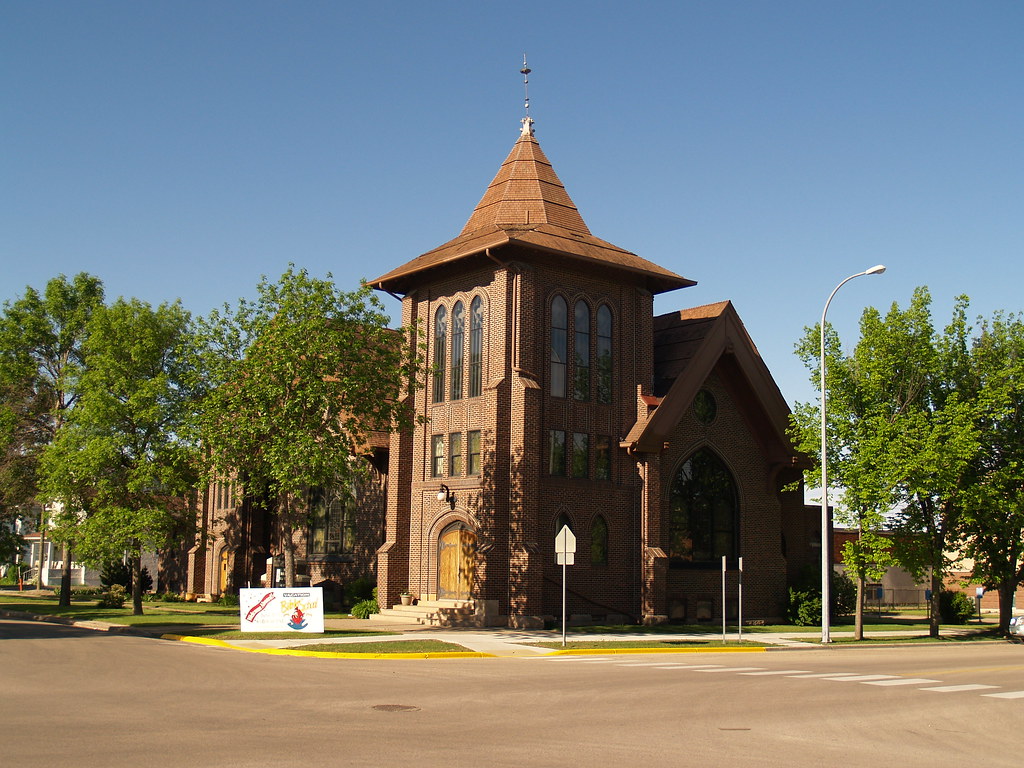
top-left (998, 581), bottom-right (1014, 636)
top-left (283, 520), bottom-right (296, 588)
top-left (854, 572), bottom-right (864, 641)
top-left (131, 554), bottom-right (144, 616)
top-left (929, 569), bottom-right (941, 638)
top-left (58, 543), bottom-right (73, 607)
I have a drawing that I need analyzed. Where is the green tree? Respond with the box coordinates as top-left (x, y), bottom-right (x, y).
top-left (958, 312), bottom-right (1024, 635)
top-left (0, 273), bottom-right (104, 602)
top-left (196, 267), bottom-right (422, 587)
top-left (40, 298), bottom-right (199, 615)
top-left (795, 288), bottom-right (981, 638)
top-left (793, 320), bottom-right (894, 639)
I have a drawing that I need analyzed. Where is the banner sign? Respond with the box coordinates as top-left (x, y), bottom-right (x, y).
top-left (239, 587), bottom-right (324, 633)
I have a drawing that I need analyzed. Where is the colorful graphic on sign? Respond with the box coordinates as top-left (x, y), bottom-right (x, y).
top-left (239, 588), bottom-right (324, 633)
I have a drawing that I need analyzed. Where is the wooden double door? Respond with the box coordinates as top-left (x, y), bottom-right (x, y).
top-left (437, 522), bottom-right (476, 600)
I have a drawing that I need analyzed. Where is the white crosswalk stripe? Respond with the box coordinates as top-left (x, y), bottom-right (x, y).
top-left (535, 656), bottom-right (1022, 702)
top-left (827, 674), bottom-right (899, 682)
top-left (921, 684), bottom-right (1000, 692)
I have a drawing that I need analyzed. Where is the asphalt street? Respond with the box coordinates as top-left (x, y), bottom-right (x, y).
top-left (2, 618), bottom-right (1022, 767)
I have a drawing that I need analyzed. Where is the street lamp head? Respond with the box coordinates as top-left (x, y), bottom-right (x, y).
top-left (864, 264), bottom-right (887, 275)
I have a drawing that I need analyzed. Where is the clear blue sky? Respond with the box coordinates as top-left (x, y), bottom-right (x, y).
top-left (3, 1), bottom-right (1021, 406)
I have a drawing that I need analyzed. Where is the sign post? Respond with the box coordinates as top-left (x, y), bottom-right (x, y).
top-left (738, 556), bottom-right (743, 642)
top-left (555, 525), bottom-right (577, 648)
top-left (721, 556), bottom-right (727, 643)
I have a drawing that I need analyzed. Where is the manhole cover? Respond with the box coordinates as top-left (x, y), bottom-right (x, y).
top-left (372, 704), bottom-right (420, 712)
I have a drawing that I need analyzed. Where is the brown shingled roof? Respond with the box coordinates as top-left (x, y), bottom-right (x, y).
top-left (372, 128), bottom-right (695, 296)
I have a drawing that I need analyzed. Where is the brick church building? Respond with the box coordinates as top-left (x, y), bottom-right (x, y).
top-left (175, 113), bottom-right (818, 627)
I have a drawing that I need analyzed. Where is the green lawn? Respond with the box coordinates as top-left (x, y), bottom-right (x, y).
top-left (0, 593), bottom-right (390, 638)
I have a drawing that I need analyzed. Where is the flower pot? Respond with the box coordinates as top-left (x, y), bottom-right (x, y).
top-left (400, 593), bottom-right (413, 606)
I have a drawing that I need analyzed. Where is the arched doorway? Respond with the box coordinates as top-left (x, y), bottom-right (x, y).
top-left (218, 549), bottom-right (230, 593)
top-left (437, 522), bottom-right (476, 600)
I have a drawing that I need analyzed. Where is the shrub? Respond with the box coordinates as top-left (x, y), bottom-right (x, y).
top-left (217, 593), bottom-right (239, 607)
top-left (939, 590), bottom-right (976, 624)
top-left (344, 576), bottom-right (375, 607)
top-left (351, 587), bottom-right (379, 619)
top-left (159, 591), bottom-right (185, 602)
top-left (786, 571), bottom-right (857, 625)
top-left (97, 584), bottom-right (127, 609)
top-left (100, 561), bottom-right (153, 593)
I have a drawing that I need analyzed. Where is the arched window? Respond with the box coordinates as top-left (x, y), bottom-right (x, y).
top-left (554, 511), bottom-right (574, 535)
top-left (469, 296), bottom-right (483, 398)
top-left (669, 448), bottom-right (738, 565)
top-left (550, 296), bottom-right (567, 398)
top-left (590, 515), bottom-right (608, 566)
top-left (450, 301), bottom-right (465, 400)
top-left (433, 306), bottom-right (447, 403)
top-left (574, 300), bottom-right (590, 401)
top-left (597, 305), bottom-right (612, 404)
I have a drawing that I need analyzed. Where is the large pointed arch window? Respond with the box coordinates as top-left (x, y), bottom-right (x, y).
top-left (469, 296), bottom-right (483, 398)
top-left (669, 448), bottom-right (738, 566)
top-left (450, 301), bottom-right (465, 400)
top-left (432, 306), bottom-right (447, 403)
top-left (550, 296), bottom-right (567, 398)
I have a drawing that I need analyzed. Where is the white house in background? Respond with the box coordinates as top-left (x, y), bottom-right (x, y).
top-left (13, 503), bottom-right (101, 588)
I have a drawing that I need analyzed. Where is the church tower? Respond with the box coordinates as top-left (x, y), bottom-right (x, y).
top-left (372, 106), bottom-right (696, 626)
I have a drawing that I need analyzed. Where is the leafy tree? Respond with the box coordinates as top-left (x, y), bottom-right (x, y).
top-left (795, 288), bottom-right (981, 638)
top-left (958, 312), bottom-right (1024, 634)
top-left (0, 273), bottom-right (104, 602)
top-left (195, 266), bottom-right (422, 587)
top-left (793, 317), bottom-right (894, 639)
top-left (40, 299), bottom-right (199, 615)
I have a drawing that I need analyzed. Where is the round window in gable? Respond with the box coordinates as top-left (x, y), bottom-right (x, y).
top-left (693, 389), bottom-right (717, 425)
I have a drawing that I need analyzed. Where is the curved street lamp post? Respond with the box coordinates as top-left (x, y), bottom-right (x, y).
top-left (820, 265), bottom-right (886, 644)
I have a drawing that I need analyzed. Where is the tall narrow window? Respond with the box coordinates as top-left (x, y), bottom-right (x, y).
top-left (450, 301), bottom-right (465, 400)
top-left (549, 430), bottom-right (567, 476)
top-left (590, 515), bottom-right (608, 565)
top-left (469, 296), bottom-right (483, 398)
top-left (433, 306), bottom-right (447, 403)
top-left (550, 296), bottom-right (567, 398)
top-left (597, 305), bottom-right (612, 404)
top-left (449, 432), bottom-right (463, 477)
top-left (595, 434), bottom-right (611, 480)
top-left (431, 435), bottom-right (445, 478)
top-left (572, 432), bottom-right (589, 478)
top-left (574, 300), bottom-right (590, 401)
top-left (467, 430), bottom-right (481, 475)
top-left (310, 488), bottom-right (354, 556)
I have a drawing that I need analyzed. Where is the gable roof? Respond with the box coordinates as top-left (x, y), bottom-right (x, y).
top-left (371, 126), bottom-right (695, 296)
top-left (626, 301), bottom-right (805, 467)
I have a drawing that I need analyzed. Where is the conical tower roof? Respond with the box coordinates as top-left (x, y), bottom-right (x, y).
top-left (372, 121), bottom-right (694, 296)
top-left (459, 127), bottom-right (591, 234)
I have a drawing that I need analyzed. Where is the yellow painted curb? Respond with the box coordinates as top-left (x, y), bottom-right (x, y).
top-left (161, 634), bottom-right (493, 659)
top-left (548, 646), bottom-right (768, 656)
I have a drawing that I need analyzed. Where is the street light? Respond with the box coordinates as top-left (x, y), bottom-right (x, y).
top-left (820, 264), bottom-right (886, 644)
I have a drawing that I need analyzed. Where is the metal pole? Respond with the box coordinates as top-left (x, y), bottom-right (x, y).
top-left (722, 555), bottom-right (727, 643)
top-left (820, 265), bottom-right (886, 645)
top-left (738, 556), bottom-right (743, 642)
top-left (562, 559), bottom-right (567, 648)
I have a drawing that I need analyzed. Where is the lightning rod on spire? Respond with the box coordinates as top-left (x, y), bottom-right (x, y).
top-left (520, 53), bottom-right (534, 136)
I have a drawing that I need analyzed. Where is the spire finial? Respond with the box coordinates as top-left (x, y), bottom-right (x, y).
top-left (520, 53), bottom-right (534, 136)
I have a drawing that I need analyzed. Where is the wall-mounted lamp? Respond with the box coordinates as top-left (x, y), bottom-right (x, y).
top-left (437, 484), bottom-right (456, 509)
